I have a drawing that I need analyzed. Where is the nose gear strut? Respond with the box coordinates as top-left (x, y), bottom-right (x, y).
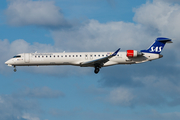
top-left (13, 66), bottom-right (17, 72)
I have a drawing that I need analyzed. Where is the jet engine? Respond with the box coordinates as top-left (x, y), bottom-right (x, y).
top-left (126, 50), bottom-right (143, 58)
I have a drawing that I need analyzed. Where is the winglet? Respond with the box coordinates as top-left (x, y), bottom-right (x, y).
top-left (112, 48), bottom-right (120, 56)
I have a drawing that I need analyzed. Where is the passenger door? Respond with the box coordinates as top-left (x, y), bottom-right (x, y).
top-left (24, 53), bottom-right (30, 63)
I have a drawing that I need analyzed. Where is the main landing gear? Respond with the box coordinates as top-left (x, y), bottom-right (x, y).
top-left (94, 66), bottom-right (100, 74)
top-left (94, 67), bottom-right (99, 74)
top-left (13, 66), bottom-right (17, 72)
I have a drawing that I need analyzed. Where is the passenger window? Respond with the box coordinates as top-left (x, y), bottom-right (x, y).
top-left (76, 55), bottom-right (78, 57)
top-left (46, 56), bottom-right (48, 58)
top-left (94, 55), bottom-right (96, 57)
top-left (73, 55), bottom-right (74, 57)
top-left (50, 56), bottom-right (51, 57)
top-left (102, 55), bottom-right (104, 57)
top-left (61, 55), bottom-right (63, 57)
top-left (69, 55), bottom-right (71, 57)
top-left (42, 56), bottom-right (44, 58)
top-left (98, 55), bottom-right (100, 57)
top-left (35, 56), bottom-right (37, 58)
top-left (57, 55), bottom-right (59, 57)
top-left (65, 55), bottom-right (67, 57)
top-left (85, 55), bottom-right (87, 57)
top-left (80, 55), bottom-right (82, 57)
top-left (38, 56), bottom-right (40, 58)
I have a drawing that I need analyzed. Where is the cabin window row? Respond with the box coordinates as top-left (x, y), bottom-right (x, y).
top-left (34, 54), bottom-right (120, 58)
top-left (34, 55), bottom-right (82, 58)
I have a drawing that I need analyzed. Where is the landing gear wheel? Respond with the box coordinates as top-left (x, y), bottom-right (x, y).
top-left (13, 66), bottom-right (17, 72)
top-left (94, 67), bottom-right (100, 74)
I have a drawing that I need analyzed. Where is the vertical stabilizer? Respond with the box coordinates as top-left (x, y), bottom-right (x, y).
top-left (141, 37), bottom-right (172, 54)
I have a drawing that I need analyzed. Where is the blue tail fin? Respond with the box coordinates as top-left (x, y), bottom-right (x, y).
top-left (141, 37), bottom-right (172, 54)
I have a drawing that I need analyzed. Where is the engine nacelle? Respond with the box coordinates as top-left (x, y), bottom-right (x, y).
top-left (126, 50), bottom-right (143, 58)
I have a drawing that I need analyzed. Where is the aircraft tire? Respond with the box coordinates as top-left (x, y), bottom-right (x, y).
top-left (94, 67), bottom-right (99, 74)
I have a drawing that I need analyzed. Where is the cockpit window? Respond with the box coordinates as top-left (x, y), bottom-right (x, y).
top-left (13, 55), bottom-right (21, 58)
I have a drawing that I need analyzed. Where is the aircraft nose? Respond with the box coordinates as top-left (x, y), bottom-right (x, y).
top-left (5, 61), bottom-right (9, 65)
top-left (5, 60), bottom-right (9, 65)
top-left (5, 60), bottom-right (12, 66)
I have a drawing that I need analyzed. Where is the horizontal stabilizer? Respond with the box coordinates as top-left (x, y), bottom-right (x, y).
top-left (156, 37), bottom-right (173, 43)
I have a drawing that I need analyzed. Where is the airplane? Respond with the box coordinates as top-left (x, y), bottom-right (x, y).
top-left (5, 37), bottom-right (172, 74)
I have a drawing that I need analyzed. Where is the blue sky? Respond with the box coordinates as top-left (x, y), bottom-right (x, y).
top-left (1, 0), bottom-right (180, 120)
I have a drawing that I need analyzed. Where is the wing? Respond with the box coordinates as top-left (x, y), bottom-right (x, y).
top-left (80, 48), bottom-right (120, 67)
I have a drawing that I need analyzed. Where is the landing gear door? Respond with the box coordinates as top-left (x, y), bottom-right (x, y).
top-left (24, 53), bottom-right (30, 63)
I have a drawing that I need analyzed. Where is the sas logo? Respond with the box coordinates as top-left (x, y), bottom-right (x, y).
top-left (150, 46), bottom-right (162, 52)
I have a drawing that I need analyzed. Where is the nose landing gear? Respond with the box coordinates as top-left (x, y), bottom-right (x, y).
top-left (13, 66), bottom-right (17, 72)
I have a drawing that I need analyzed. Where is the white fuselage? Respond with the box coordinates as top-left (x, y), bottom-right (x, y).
top-left (5, 37), bottom-right (171, 74)
top-left (5, 51), bottom-right (161, 67)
